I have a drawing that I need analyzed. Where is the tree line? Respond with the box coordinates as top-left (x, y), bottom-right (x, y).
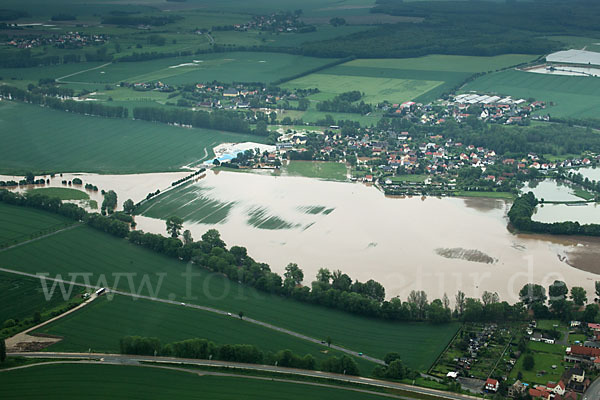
top-left (132, 106), bottom-right (265, 135)
top-left (0, 85), bottom-right (128, 118)
top-left (119, 336), bottom-right (358, 375)
top-left (316, 91), bottom-right (373, 115)
top-left (508, 192), bottom-right (600, 236)
top-left (3, 188), bottom-right (599, 326)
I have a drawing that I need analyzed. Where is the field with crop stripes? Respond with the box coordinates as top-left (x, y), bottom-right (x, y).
top-left (66, 52), bottom-right (338, 85)
top-left (0, 102), bottom-right (264, 174)
top-left (35, 294), bottom-right (374, 372)
top-left (0, 203), bottom-right (73, 248)
top-left (283, 54), bottom-right (537, 104)
top-left (0, 363), bottom-right (397, 400)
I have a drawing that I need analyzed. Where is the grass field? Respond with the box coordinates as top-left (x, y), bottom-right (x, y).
top-left (283, 54), bottom-right (537, 105)
top-left (62, 52), bottom-right (338, 86)
top-left (0, 271), bottom-right (78, 326)
top-left (0, 203), bottom-right (73, 248)
top-left (0, 102), bottom-right (264, 174)
top-left (27, 187), bottom-right (89, 201)
top-left (35, 294), bottom-right (373, 372)
top-left (0, 363), bottom-right (393, 400)
top-left (283, 161), bottom-right (348, 181)
top-left (0, 221), bottom-right (459, 370)
top-left (389, 174), bottom-right (428, 183)
top-left (462, 69), bottom-right (600, 118)
top-left (454, 191), bottom-right (515, 200)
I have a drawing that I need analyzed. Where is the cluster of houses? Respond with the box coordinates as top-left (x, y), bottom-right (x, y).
top-left (120, 81), bottom-right (174, 92)
top-left (231, 11), bottom-right (310, 33)
top-left (381, 93), bottom-right (547, 127)
top-left (6, 32), bottom-right (108, 49)
top-left (509, 367), bottom-right (586, 399)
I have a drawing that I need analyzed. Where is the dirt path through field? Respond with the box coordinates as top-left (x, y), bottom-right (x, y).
top-left (5, 293), bottom-right (97, 352)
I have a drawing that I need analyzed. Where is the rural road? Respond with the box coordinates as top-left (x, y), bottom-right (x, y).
top-left (5, 352), bottom-right (480, 400)
top-left (55, 62), bottom-right (113, 84)
top-left (5, 292), bottom-right (97, 352)
top-left (0, 266), bottom-right (384, 365)
top-left (583, 377), bottom-right (600, 400)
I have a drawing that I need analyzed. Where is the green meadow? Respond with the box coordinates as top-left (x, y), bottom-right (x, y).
top-left (0, 271), bottom-right (78, 327)
top-left (62, 52), bottom-right (338, 86)
top-left (462, 69), bottom-right (600, 118)
top-left (0, 203), bottom-right (73, 248)
top-left (0, 363), bottom-right (392, 400)
top-left (283, 54), bottom-right (536, 104)
top-left (0, 220), bottom-right (459, 370)
top-left (27, 187), bottom-right (89, 201)
top-left (0, 102), bottom-right (264, 174)
top-left (35, 294), bottom-right (373, 372)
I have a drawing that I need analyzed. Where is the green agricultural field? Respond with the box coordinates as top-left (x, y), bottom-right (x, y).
top-left (35, 294), bottom-right (372, 372)
top-left (0, 202), bottom-right (73, 248)
top-left (63, 52), bottom-right (338, 86)
top-left (283, 54), bottom-right (536, 105)
top-left (0, 222), bottom-right (459, 371)
top-left (283, 161), bottom-right (348, 181)
top-left (0, 363), bottom-right (392, 400)
top-left (0, 102), bottom-right (264, 174)
top-left (0, 271), bottom-right (79, 327)
top-left (462, 69), bottom-right (600, 118)
top-left (27, 187), bottom-right (89, 201)
top-left (282, 73), bottom-right (443, 105)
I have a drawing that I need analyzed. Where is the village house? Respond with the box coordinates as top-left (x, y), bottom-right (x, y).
top-left (484, 378), bottom-right (499, 392)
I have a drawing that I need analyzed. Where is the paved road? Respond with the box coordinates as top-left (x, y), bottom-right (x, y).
top-left (0, 266), bottom-right (384, 364)
top-left (6, 293), bottom-right (97, 351)
top-left (6, 352), bottom-right (481, 400)
top-left (583, 377), bottom-right (600, 400)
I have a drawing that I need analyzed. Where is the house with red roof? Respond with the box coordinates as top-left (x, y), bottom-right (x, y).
top-left (485, 378), bottom-right (499, 392)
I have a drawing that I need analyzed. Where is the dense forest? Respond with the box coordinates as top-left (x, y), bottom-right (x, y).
top-left (300, 0), bottom-right (600, 58)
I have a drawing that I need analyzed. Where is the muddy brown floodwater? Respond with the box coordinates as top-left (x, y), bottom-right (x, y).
top-left (4, 169), bottom-right (598, 302)
top-left (133, 170), bottom-right (600, 303)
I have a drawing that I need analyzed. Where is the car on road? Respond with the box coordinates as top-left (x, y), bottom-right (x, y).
top-left (358, 352), bottom-right (363, 356)
top-left (227, 312), bottom-right (232, 316)
top-left (180, 302), bottom-right (186, 306)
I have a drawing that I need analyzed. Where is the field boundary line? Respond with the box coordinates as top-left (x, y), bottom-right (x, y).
top-left (55, 62), bottom-right (113, 84)
top-left (0, 223), bottom-right (82, 253)
top-left (5, 353), bottom-right (482, 400)
top-left (0, 266), bottom-right (383, 365)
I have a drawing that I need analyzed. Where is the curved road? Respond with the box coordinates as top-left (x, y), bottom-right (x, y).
top-left (6, 352), bottom-right (480, 400)
top-left (0, 266), bottom-right (383, 365)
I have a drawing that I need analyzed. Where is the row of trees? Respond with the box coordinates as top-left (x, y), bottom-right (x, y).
top-left (132, 107), bottom-right (262, 135)
top-left (3, 189), bottom-right (598, 326)
top-left (509, 192), bottom-right (600, 236)
top-left (119, 336), bottom-right (356, 374)
top-left (0, 85), bottom-right (128, 118)
top-left (316, 91), bottom-right (373, 115)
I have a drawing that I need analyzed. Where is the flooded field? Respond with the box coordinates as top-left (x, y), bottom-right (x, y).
top-left (4, 168), bottom-right (599, 302)
top-left (0, 171), bottom-right (189, 212)
top-left (133, 170), bottom-right (600, 302)
top-left (521, 179), bottom-right (582, 202)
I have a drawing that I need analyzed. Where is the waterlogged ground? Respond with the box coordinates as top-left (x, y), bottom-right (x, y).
top-left (133, 170), bottom-right (600, 302)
